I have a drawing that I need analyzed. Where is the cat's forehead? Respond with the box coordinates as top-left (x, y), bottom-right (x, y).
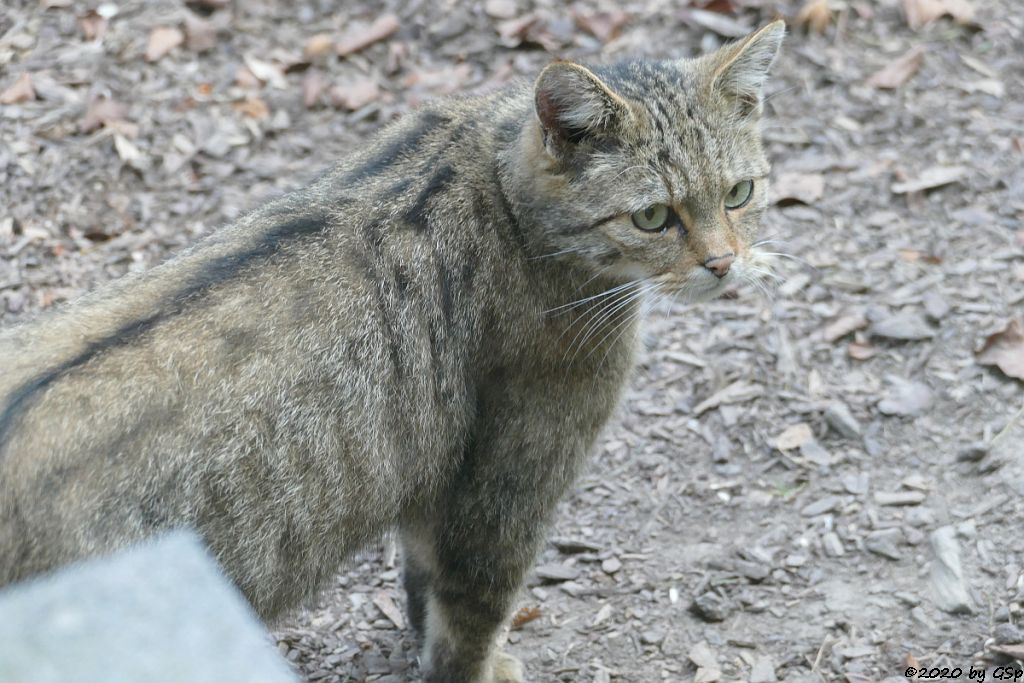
top-left (593, 59), bottom-right (757, 156)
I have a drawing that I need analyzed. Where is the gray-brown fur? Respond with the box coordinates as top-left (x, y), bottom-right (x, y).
top-left (0, 23), bottom-right (784, 683)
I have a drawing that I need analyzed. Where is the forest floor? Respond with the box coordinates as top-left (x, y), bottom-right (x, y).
top-left (2, 0), bottom-right (1023, 681)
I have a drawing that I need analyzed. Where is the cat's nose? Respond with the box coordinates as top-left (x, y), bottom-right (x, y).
top-left (703, 253), bottom-right (735, 279)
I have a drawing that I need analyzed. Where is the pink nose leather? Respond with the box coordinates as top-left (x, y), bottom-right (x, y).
top-left (704, 253), bottom-right (735, 278)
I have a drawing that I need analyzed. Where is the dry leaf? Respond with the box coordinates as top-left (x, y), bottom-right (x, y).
top-left (796, 0), bottom-right (831, 33)
top-left (302, 70), bottom-right (326, 108)
top-left (145, 26), bottom-right (184, 62)
top-left (775, 423), bottom-right (813, 451)
top-left (113, 134), bottom-right (147, 170)
top-left (330, 78), bottom-right (381, 110)
top-left (80, 96), bottom-right (129, 133)
top-left (891, 166), bottom-right (966, 194)
top-left (903, 0), bottom-right (975, 29)
top-left (695, 0), bottom-right (738, 13)
top-left (243, 55), bottom-right (287, 89)
top-left (336, 14), bottom-right (400, 57)
top-left (510, 606), bottom-right (542, 630)
top-left (680, 8), bottom-right (751, 37)
top-left (976, 319), bottom-right (1024, 381)
top-left (233, 96), bottom-right (269, 119)
top-left (573, 11), bottom-right (629, 43)
top-left (866, 45), bottom-right (926, 89)
top-left (79, 10), bottom-right (108, 41)
top-left (496, 13), bottom-right (540, 47)
top-left (772, 172), bottom-right (825, 205)
top-left (304, 34), bottom-right (334, 60)
top-left (0, 73), bottom-right (36, 105)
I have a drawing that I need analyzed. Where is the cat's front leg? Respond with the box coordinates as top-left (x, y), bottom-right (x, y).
top-left (401, 510), bottom-right (530, 683)
top-left (405, 388), bottom-right (609, 683)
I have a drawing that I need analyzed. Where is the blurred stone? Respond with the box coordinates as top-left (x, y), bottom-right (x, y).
top-left (691, 591), bottom-right (732, 622)
top-left (865, 529), bottom-right (903, 561)
top-left (870, 311), bottom-right (935, 341)
top-left (0, 530), bottom-right (297, 683)
top-left (929, 526), bottom-right (975, 614)
top-left (825, 402), bottom-right (862, 439)
top-left (995, 623), bottom-right (1024, 645)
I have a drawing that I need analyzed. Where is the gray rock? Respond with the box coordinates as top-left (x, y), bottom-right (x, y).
top-left (535, 564), bottom-right (580, 583)
top-left (0, 531), bottom-right (297, 683)
top-left (640, 629), bottom-right (665, 646)
top-left (956, 442), bottom-right (989, 462)
top-left (929, 526), bottom-right (975, 614)
top-left (922, 291), bottom-right (951, 321)
top-left (801, 495), bottom-right (842, 517)
top-left (878, 377), bottom-right (933, 417)
top-left (691, 591), bottom-right (732, 622)
top-left (749, 655), bottom-right (778, 683)
top-left (736, 560), bottom-right (771, 582)
top-left (550, 537), bottom-right (603, 554)
top-left (870, 310), bottom-right (936, 341)
top-left (822, 532), bottom-right (846, 557)
top-left (874, 491), bottom-right (926, 506)
top-left (825, 402), bottom-right (862, 439)
top-left (865, 528), bottom-right (903, 561)
top-left (995, 623), bottom-right (1024, 645)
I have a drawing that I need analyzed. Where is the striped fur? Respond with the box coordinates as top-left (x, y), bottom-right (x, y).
top-left (0, 22), bottom-right (783, 682)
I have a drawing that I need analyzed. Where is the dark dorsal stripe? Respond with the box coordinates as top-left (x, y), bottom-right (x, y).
top-left (0, 214), bottom-right (328, 456)
top-left (404, 165), bottom-right (456, 233)
top-left (343, 111), bottom-right (450, 185)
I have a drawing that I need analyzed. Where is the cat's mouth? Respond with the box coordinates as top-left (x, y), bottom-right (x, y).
top-left (654, 249), bottom-right (779, 302)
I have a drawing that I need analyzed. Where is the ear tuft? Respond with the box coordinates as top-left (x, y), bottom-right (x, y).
top-left (534, 62), bottom-right (627, 150)
top-left (708, 20), bottom-right (785, 117)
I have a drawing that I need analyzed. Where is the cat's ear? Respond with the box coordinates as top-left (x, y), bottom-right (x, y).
top-left (533, 61), bottom-right (629, 153)
top-left (706, 20), bottom-right (785, 117)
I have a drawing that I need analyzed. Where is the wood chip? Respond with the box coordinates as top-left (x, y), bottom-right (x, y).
top-left (336, 14), bottom-right (400, 57)
top-left (371, 591), bottom-right (405, 630)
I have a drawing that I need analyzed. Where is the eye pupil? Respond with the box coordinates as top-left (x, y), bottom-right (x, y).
top-left (630, 204), bottom-right (672, 232)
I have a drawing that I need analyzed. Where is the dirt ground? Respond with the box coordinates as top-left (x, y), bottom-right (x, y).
top-left (2, 0), bottom-right (1023, 681)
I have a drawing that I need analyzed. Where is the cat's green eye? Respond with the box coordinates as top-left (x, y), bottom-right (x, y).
top-left (630, 204), bottom-right (671, 232)
top-left (724, 179), bottom-right (754, 210)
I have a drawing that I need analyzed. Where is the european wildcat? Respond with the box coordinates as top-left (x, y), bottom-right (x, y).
top-left (0, 21), bottom-right (784, 683)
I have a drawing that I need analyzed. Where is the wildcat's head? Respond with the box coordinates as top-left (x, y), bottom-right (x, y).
top-left (514, 21), bottom-right (784, 303)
